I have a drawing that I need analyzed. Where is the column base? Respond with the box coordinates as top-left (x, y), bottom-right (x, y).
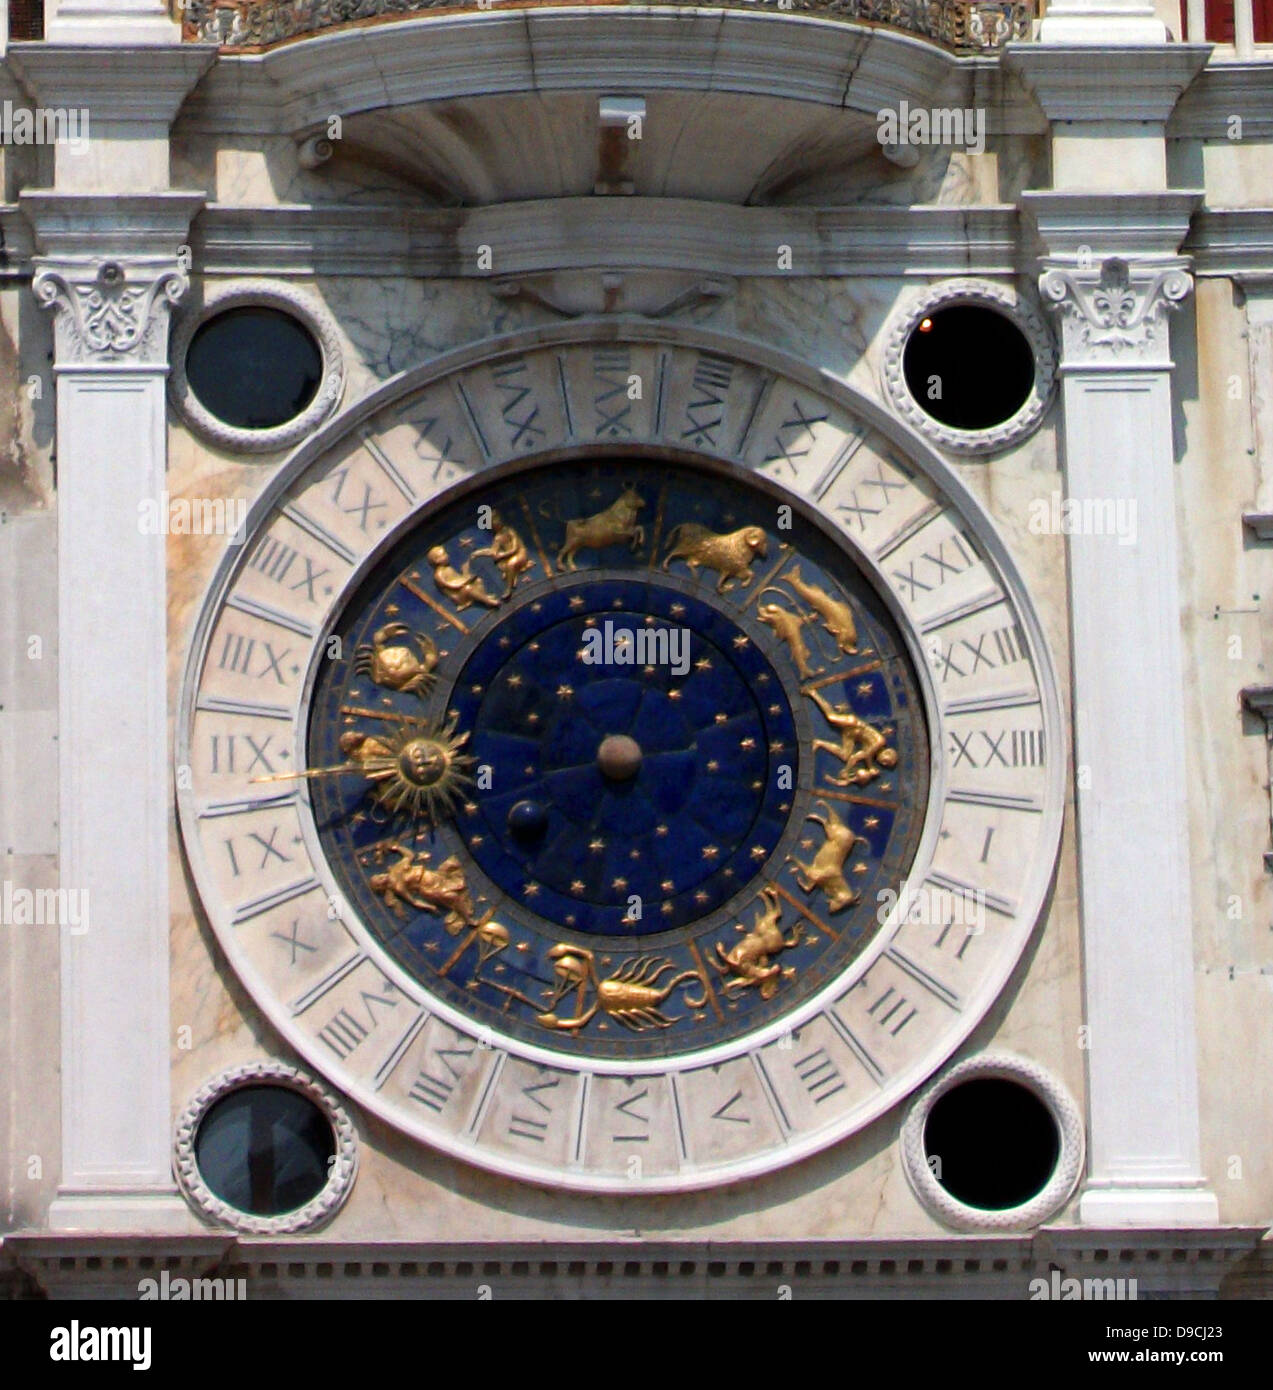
top-left (44, 16), bottom-right (182, 44)
top-left (1080, 1186), bottom-right (1220, 1227)
top-left (1037, 16), bottom-right (1170, 43)
top-left (47, 1190), bottom-right (201, 1235)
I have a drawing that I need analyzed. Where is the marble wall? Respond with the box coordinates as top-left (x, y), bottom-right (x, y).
top-left (164, 259), bottom-right (1085, 1240)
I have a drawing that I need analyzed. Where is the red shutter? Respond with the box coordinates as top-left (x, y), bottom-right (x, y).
top-left (1256, 0), bottom-right (1273, 41)
top-left (1205, 0), bottom-right (1236, 39)
top-left (1192, 0), bottom-right (1273, 39)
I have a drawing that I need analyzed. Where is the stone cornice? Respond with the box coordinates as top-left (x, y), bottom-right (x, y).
top-left (1002, 42), bottom-right (1210, 123)
top-left (183, 0), bottom-right (1030, 55)
top-left (7, 43), bottom-right (215, 125)
top-left (2, 1229), bottom-right (1264, 1298)
top-left (185, 199), bottom-right (1025, 278)
top-left (1186, 209), bottom-right (1273, 282)
top-left (0, 199), bottom-right (1025, 280)
top-left (1021, 189), bottom-right (1204, 259)
top-left (1241, 684), bottom-right (1273, 719)
top-left (1169, 60), bottom-right (1273, 138)
top-left (21, 190), bottom-right (206, 259)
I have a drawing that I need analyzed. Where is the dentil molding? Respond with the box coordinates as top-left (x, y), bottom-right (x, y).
top-left (881, 276), bottom-right (1056, 456)
top-left (174, 1061), bottom-right (358, 1235)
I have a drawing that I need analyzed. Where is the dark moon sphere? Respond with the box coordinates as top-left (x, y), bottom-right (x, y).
top-left (507, 799), bottom-right (549, 838)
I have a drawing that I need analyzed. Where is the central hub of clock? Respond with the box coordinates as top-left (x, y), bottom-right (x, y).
top-left (597, 734), bottom-right (642, 780)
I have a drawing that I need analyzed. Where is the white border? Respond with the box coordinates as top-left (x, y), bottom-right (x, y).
top-left (900, 1052), bottom-right (1084, 1231)
top-left (881, 278), bottom-right (1057, 457)
top-left (173, 1060), bottom-right (359, 1234)
top-left (175, 319), bottom-right (1066, 1191)
top-left (169, 279), bottom-right (345, 454)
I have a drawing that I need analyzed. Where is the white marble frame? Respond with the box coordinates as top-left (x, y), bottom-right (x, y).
top-left (880, 277), bottom-right (1058, 457)
top-left (173, 1060), bottom-right (359, 1235)
top-left (175, 318), bottom-right (1066, 1191)
top-left (900, 1052), bottom-right (1084, 1232)
top-left (168, 279), bottom-right (346, 455)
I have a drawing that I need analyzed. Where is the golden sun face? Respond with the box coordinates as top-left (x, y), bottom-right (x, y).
top-left (340, 713), bottom-right (475, 823)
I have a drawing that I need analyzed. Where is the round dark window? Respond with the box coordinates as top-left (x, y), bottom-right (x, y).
top-left (922, 1077), bottom-right (1060, 1211)
top-left (194, 1084), bottom-right (336, 1217)
top-left (902, 304), bottom-right (1036, 432)
top-left (185, 306), bottom-right (323, 431)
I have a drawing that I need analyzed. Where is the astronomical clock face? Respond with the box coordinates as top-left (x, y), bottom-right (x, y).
top-left (178, 331), bottom-right (1063, 1191)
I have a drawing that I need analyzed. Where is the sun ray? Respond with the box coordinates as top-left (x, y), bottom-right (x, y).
top-left (253, 710), bottom-right (476, 829)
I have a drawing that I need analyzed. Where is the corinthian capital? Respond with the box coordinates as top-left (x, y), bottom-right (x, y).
top-left (33, 257), bottom-right (190, 368)
top-left (1039, 256), bottom-right (1193, 368)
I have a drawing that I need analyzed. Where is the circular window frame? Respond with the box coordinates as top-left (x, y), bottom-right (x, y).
top-left (881, 279), bottom-right (1057, 457)
top-left (170, 281), bottom-right (345, 454)
top-left (901, 1053), bottom-right (1083, 1232)
top-left (174, 1061), bottom-right (358, 1234)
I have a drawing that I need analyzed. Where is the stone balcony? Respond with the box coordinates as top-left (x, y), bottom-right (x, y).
top-left (181, 0), bottom-right (1031, 55)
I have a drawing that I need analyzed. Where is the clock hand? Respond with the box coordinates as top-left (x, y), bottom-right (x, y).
top-left (252, 717), bottom-right (475, 825)
top-left (249, 762), bottom-right (364, 783)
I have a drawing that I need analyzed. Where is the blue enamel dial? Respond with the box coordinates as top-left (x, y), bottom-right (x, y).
top-left (306, 459), bottom-right (928, 1061)
top-left (450, 577), bottom-right (798, 936)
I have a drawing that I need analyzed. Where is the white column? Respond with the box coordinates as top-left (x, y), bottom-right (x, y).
top-left (44, 0), bottom-right (180, 45)
top-left (1234, 0), bottom-right (1256, 56)
top-left (1240, 286), bottom-right (1273, 536)
top-left (1027, 195), bottom-right (1218, 1225)
top-left (27, 194), bottom-right (204, 1231)
top-left (1037, 0), bottom-right (1169, 43)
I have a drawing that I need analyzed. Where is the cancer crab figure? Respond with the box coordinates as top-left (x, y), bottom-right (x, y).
top-left (353, 622), bottom-right (440, 698)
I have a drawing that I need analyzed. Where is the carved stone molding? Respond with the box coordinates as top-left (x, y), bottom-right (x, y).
top-left (1038, 257), bottom-right (1194, 368)
top-left (900, 1052), bottom-right (1085, 1233)
top-left (184, 0), bottom-right (1030, 54)
top-left (33, 257), bottom-right (189, 367)
top-left (881, 277), bottom-right (1057, 457)
top-left (5, 1230), bottom-right (1262, 1298)
top-left (169, 279), bottom-right (345, 453)
top-left (489, 271), bottom-right (734, 321)
top-left (174, 1061), bottom-right (359, 1235)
